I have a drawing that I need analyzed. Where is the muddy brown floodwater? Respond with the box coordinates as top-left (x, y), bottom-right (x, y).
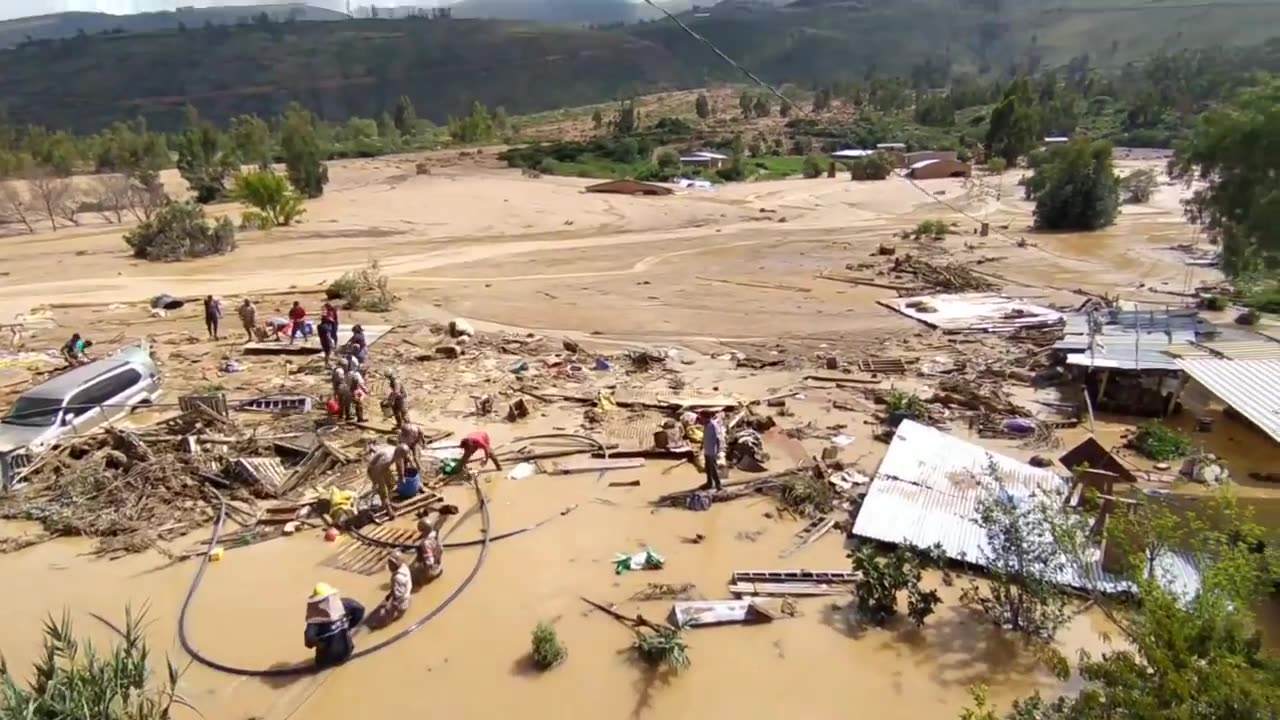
top-left (0, 152), bottom-right (1274, 719)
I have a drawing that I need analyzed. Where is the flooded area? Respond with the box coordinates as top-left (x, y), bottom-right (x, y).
top-left (0, 151), bottom-right (1277, 719)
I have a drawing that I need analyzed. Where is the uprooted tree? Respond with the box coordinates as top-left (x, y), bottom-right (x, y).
top-left (0, 606), bottom-right (194, 720)
top-left (124, 201), bottom-right (236, 262)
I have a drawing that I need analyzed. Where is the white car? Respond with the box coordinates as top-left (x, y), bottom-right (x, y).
top-left (0, 345), bottom-right (162, 488)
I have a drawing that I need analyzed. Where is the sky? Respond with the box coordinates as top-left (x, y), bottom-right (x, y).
top-left (0, 0), bottom-right (447, 21)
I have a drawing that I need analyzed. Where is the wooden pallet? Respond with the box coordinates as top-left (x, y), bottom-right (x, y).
top-left (321, 525), bottom-right (416, 576)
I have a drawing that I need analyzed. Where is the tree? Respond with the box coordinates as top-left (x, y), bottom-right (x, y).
top-left (1171, 78), bottom-right (1280, 276)
top-left (752, 95), bottom-right (771, 118)
top-left (847, 154), bottom-right (894, 181)
top-left (393, 95), bottom-right (417, 137)
top-left (960, 462), bottom-right (1086, 644)
top-left (812, 87), bottom-right (832, 112)
top-left (176, 118), bottom-right (236, 204)
top-left (228, 114), bottom-right (272, 169)
top-left (447, 101), bottom-right (496, 143)
top-left (0, 180), bottom-right (36, 233)
top-left (915, 94), bottom-right (955, 127)
top-left (848, 545), bottom-right (943, 627)
top-left (30, 171), bottom-right (75, 231)
top-left (779, 99), bottom-right (793, 118)
top-left (492, 106), bottom-right (510, 135)
top-left (124, 201), bottom-right (236, 262)
top-left (1029, 139), bottom-right (1120, 231)
top-left (739, 91), bottom-right (753, 118)
top-left (231, 169), bottom-right (305, 228)
top-left (591, 109), bottom-right (604, 131)
top-left (986, 76), bottom-right (1040, 164)
top-left (695, 93), bottom-right (711, 120)
top-left (986, 157), bottom-right (1008, 175)
top-left (92, 175), bottom-right (131, 224)
top-left (655, 149), bottom-right (680, 171)
top-left (960, 493), bottom-right (1280, 720)
top-left (1119, 168), bottom-right (1157, 204)
top-left (280, 103), bottom-right (329, 199)
top-left (0, 607), bottom-right (191, 720)
top-left (611, 100), bottom-right (639, 135)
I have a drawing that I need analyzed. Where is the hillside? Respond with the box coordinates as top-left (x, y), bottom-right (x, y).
top-left (1, 0), bottom-right (1279, 133)
top-left (0, 4), bottom-right (347, 48)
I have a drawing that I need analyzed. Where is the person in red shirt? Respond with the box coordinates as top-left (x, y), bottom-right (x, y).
top-left (288, 301), bottom-right (307, 345)
top-left (459, 431), bottom-right (501, 471)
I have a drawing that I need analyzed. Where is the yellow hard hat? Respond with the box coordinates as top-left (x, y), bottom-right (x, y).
top-left (310, 582), bottom-right (336, 600)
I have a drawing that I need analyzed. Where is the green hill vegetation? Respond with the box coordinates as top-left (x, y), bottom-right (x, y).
top-left (2, 1), bottom-right (1280, 133)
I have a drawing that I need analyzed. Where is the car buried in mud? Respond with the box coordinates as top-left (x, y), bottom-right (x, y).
top-left (0, 345), bottom-right (162, 489)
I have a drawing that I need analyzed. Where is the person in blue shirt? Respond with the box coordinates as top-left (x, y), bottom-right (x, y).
top-left (303, 583), bottom-right (365, 668)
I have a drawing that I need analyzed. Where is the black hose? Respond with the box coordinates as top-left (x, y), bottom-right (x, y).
top-left (177, 480), bottom-right (491, 677)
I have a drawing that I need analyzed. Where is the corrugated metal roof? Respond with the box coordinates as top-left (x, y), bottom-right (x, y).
top-left (1190, 338), bottom-right (1280, 361)
top-left (1176, 358), bottom-right (1280, 444)
top-left (1062, 333), bottom-right (1195, 370)
top-left (881, 292), bottom-right (1064, 333)
top-left (852, 420), bottom-right (1200, 598)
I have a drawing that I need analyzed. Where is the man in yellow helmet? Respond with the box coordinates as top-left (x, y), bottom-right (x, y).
top-left (303, 582), bottom-right (365, 668)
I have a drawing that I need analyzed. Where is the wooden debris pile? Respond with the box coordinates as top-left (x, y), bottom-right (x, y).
top-left (886, 255), bottom-right (998, 293)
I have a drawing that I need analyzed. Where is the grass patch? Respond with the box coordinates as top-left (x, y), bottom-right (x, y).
top-left (885, 388), bottom-right (928, 420)
top-left (1241, 283), bottom-right (1280, 314)
top-left (530, 621), bottom-right (567, 670)
top-left (1132, 422), bottom-right (1193, 462)
top-left (749, 155), bottom-right (810, 179)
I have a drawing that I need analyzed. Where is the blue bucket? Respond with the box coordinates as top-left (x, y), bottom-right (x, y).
top-left (397, 468), bottom-right (421, 499)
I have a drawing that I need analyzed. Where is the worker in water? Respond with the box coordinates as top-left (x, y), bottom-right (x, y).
top-left (344, 366), bottom-right (369, 423)
top-left (459, 430), bottom-right (501, 472)
top-left (369, 556), bottom-right (412, 628)
top-left (60, 333), bottom-right (92, 366)
top-left (699, 410), bottom-right (724, 491)
top-left (203, 295), bottom-right (222, 341)
top-left (366, 442), bottom-right (411, 519)
top-left (303, 582), bottom-right (365, 668)
top-left (411, 518), bottom-right (444, 587)
top-left (237, 298), bottom-right (257, 341)
top-left (386, 376), bottom-right (410, 429)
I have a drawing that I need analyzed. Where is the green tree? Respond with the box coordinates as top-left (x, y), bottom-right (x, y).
top-left (175, 117), bottom-right (236, 204)
top-left (393, 95), bottom-right (417, 137)
top-left (591, 109), bottom-right (604, 131)
top-left (447, 101), bottom-right (496, 143)
top-left (848, 545), bottom-right (942, 627)
top-left (655, 148), bottom-right (680, 171)
top-left (986, 76), bottom-right (1040, 164)
top-left (492, 106), bottom-right (510, 135)
top-left (739, 91), bottom-right (753, 118)
top-left (124, 200), bottom-right (236, 261)
top-left (279, 103), bottom-right (329, 199)
top-left (1171, 78), bottom-right (1280, 276)
top-left (611, 100), bottom-right (639, 135)
top-left (802, 153), bottom-right (824, 179)
top-left (377, 112), bottom-right (396, 140)
top-left (915, 94), bottom-right (955, 127)
top-left (1029, 139), bottom-right (1120, 231)
top-left (779, 99), bottom-right (793, 118)
top-left (0, 607), bottom-right (192, 720)
top-left (228, 114), bottom-right (272, 169)
top-left (231, 169), bottom-right (305, 228)
top-left (695, 93), bottom-right (711, 120)
top-left (1119, 168), bottom-right (1157, 204)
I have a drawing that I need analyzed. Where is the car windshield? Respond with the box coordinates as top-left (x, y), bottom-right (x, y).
top-left (3, 396), bottom-right (65, 428)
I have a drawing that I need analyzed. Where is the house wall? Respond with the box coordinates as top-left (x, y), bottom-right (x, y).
top-left (909, 159), bottom-right (972, 180)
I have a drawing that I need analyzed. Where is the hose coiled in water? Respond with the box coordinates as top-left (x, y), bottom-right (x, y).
top-left (177, 478), bottom-right (491, 677)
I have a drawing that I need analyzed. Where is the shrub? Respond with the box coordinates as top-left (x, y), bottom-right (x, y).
top-left (530, 621), bottom-right (566, 670)
top-left (847, 153), bottom-right (893, 181)
top-left (655, 149), bottom-right (680, 170)
top-left (0, 606), bottom-right (192, 720)
top-left (1132, 422), bottom-right (1193, 461)
top-left (231, 169), bottom-right (304, 229)
top-left (986, 157), bottom-right (1008, 175)
top-left (1119, 168), bottom-right (1158, 204)
top-left (848, 545), bottom-right (943, 627)
top-left (1203, 295), bottom-right (1230, 311)
top-left (885, 388), bottom-right (927, 419)
top-left (326, 259), bottom-right (398, 311)
top-left (124, 201), bottom-right (236, 262)
top-left (912, 219), bottom-right (951, 240)
top-left (632, 625), bottom-right (689, 672)
top-left (801, 154), bottom-right (824, 179)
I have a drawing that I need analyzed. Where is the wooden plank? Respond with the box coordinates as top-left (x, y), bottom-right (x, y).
top-left (545, 457), bottom-right (647, 475)
top-left (779, 516), bottom-right (836, 558)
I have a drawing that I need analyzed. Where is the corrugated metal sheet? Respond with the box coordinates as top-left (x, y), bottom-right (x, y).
top-left (1191, 338), bottom-right (1280, 361)
top-left (1176, 358), bottom-right (1280, 443)
top-left (852, 420), bottom-right (1200, 598)
top-left (1063, 334), bottom-right (1194, 370)
top-left (881, 293), bottom-right (1064, 333)
top-left (1056, 309), bottom-right (1213, 370)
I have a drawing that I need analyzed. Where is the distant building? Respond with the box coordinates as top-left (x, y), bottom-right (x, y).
top-left (907, 158), bottom-right (971, 180)
top-left (679, 150), bottom-right (729, 170)
top-left (904, 150), bottom-right (957, 166)
top-left (585, 180), bottom-right (674, 196)
top-left (831, 149), bottom-right (872, 159)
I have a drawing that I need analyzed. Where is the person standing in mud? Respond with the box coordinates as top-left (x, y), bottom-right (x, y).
top-left (304, 582), bottom-right (365, 668)
top-left (203, 295), bottom-right (222, 340)
top-left (366, 442), bottom-right (410, 519)
top-left (322, 301), bottom-right (340, 341)
top-left (700, 410), bottom-right (724, 491)
top-left (346, 367), bottom-right (369, 423)
top-left (287, 301), bottom-right (307, 344)
top-left (386, 376), bottom-right (410, 429)
top-left (237, 298), bottom-right (257, 341)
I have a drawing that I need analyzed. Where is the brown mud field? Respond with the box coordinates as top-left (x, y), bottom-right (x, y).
top-left (0, 152), bottom-right (1277, 720)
